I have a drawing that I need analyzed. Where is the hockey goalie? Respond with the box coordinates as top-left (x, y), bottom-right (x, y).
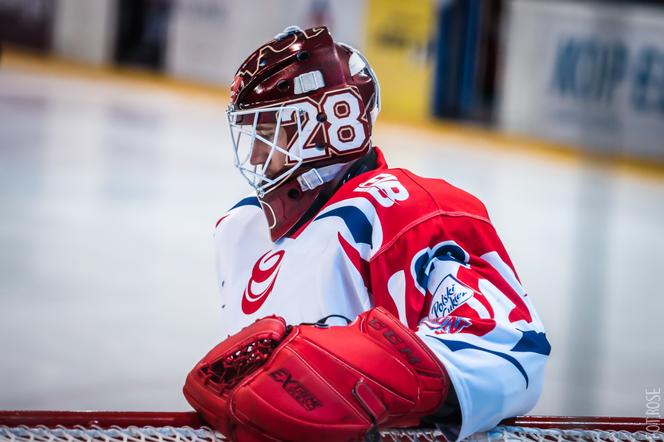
top-left (183, 26), bottom-right (550, 442)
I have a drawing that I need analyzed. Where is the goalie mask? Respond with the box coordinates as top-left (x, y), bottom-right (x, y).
top-left (228, 26), bottom-right (380, 241)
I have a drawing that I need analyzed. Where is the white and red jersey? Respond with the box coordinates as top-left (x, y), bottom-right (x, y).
top-left (213, 148), bottom-right (549, 440)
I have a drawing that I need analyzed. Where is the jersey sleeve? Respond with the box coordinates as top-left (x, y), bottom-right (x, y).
top-left (417, 217), bottom-right (548, 440)
top-left (362, 180), bottom-right (549, 440)
top-left (279, 166), bottom-right (548, 440)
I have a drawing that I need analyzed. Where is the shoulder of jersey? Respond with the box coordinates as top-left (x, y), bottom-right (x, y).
top-left (315, 167), bottom-right (491, 242)
top-left (214, 195), bottom-right (261, 229)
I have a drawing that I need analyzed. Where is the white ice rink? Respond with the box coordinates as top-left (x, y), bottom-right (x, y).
top-left (1, 60), bottom-right (663, 418)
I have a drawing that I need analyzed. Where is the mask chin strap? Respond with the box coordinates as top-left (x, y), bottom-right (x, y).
top-left (283, 149), bottom-right (378, 239)
top-left (296, 162), bottom-right (352, 191)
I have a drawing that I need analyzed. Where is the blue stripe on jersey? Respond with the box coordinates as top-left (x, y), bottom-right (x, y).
top-left (230, 196), bottom-right (260, 210)
top-left (428, 335), bottom-right (530, 387)
top-left (315, 206), bottom-right (373, 247)
top-left (511, 330), bottom-right (551, 356)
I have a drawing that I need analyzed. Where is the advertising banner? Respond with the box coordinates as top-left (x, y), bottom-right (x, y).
top-left (51, 0), bottom-right (116, 65)
top-left (499, 0), bottom-right (664, 160)
top-left (363, 0), bottom-right (436, 122)
top-left (166, 0), bottom-right (365, 87)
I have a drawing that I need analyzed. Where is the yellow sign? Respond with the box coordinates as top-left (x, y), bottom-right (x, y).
top-left (364, 0), bottom-right (436, 122)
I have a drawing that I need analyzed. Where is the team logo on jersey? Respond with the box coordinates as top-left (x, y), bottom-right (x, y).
top-left (242, 250), bottom-right (285, 314)
top-left (421, 316), bottom-right (472, 335)
top-left (411, 241), bottom-right (470, 294)
top-left (354, 173), bottom-right (409, 207)
top-left (429, 274), bottom-right (473, 319)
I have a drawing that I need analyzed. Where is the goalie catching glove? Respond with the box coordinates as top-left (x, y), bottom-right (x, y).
top-left (183, 307), bottom-right (450, 441)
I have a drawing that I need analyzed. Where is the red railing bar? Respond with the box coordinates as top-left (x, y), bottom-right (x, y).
top-left (501, 415), bottom-right (652, 431)
top-left (0, 411), bottom-right (205, 429)
top-left (0, 410), bottom-right (654, 432)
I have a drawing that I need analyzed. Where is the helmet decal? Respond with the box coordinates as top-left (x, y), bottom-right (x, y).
top-left (232, 27), bottom-right (328, 101)
top-left (226, 26), bottom-right (380, 240)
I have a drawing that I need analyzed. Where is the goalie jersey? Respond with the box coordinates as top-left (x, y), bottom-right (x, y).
top-left (213, 148), bottom-right (550, 440)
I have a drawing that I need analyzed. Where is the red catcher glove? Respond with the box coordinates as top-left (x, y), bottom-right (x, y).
top-left (183, 307), bottom-right (450, 442)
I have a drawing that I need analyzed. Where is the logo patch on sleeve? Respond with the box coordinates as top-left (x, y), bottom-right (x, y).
top-left (429, 274), bottom-right (474, 319)
top-left (421, 316), bottom-right (472, 334)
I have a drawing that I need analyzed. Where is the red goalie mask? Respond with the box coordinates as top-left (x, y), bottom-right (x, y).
top-left (227, 26), bottom-right (381, 241)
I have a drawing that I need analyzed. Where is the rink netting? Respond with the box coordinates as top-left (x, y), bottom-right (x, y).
top-left (1, 425), bottom-right (664, 442)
